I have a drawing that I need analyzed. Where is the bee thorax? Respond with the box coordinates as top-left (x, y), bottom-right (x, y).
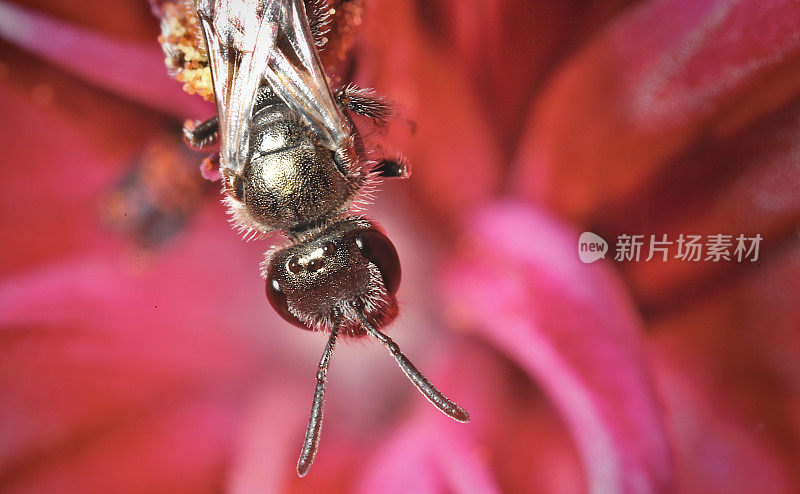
top-left (225, 105), bottom-right (364, 234)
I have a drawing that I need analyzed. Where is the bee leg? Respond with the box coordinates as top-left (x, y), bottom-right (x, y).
top-left (182, 116), bottom-right (219, 150)
top-left (374, 156), bottom-right (410, 179)
top-left (297, 322), bottom-right (341, 477)
top-left (306, 0), bottom-right (333, 50)
top-left (221, 170), bottom-right (245, 201)
top-left (334, 83), bottom-right (392, 126)
top-left (199, 152), bottom-right (222, 182)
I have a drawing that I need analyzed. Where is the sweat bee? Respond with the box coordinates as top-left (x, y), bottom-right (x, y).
top-left (158, 0), bottom-right (469, 476)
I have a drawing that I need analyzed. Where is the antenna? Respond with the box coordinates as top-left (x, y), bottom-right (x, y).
top-left (297, 322), bottom-right (341, 477)
top-left (356, 310), bottom-right (469, 423)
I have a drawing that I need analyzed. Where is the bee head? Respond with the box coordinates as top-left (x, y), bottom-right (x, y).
top-left (263, 218), bottom-right (401, 334)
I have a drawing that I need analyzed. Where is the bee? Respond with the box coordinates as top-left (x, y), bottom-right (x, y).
top-left (162, 0), bottom-right (469, 476)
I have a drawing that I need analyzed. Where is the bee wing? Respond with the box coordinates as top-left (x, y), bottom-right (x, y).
top-left (195, 0), bottom-right (349, 175)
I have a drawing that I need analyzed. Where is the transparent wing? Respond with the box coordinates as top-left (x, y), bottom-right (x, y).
top-left (194, 0), bottom-right (349, 175)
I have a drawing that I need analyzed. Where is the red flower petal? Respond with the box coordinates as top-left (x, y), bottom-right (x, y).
top-left (653, 351), bottom-right (794, 493)
top-left (1, 400), bottom-right (238, 494)
top-left (644, 237), bottom-right (800, 490)
top-left (596, 94), bottom-right (800, 313)
top-left (356, 0), bottom-right (501, 224)
top-left (409, 0), bottom-right (603, 154)
top-left (440, 201), bottom-right (672, 493)
top-left (513, 0), bottom-right (800, 221)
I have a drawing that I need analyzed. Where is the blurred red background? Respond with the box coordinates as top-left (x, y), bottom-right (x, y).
top-left (1, 0), bottom-right (799, 492)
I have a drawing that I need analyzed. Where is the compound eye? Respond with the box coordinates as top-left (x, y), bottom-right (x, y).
top-left (356, 228), bottom-right (401, 295)
top-left (265, 276), bottom-right (307, 329)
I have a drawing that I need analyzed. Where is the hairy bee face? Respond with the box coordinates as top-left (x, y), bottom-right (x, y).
top-left (264, 218), bottom-right (401, 335)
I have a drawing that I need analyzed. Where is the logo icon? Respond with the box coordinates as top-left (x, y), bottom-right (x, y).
top-left (578, 232), bottom-right (608, 263)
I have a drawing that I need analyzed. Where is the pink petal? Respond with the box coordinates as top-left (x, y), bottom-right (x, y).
top-left (440, 201), bottom-right (672, 493)
top-left (352, 342), bottom-right (507, 494)
top-left (227, 385), bottom-right (308, 494)
top-left (0, 217), bottom-right (278, 492)
top-left (0, 1), bottom-right (210, 118)
top-left (355, 417), bottom-right (502, 494)
top-left (354, 422), bottom-right (443, 494)
top-left (433, 426), bottom-right (502, 494)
